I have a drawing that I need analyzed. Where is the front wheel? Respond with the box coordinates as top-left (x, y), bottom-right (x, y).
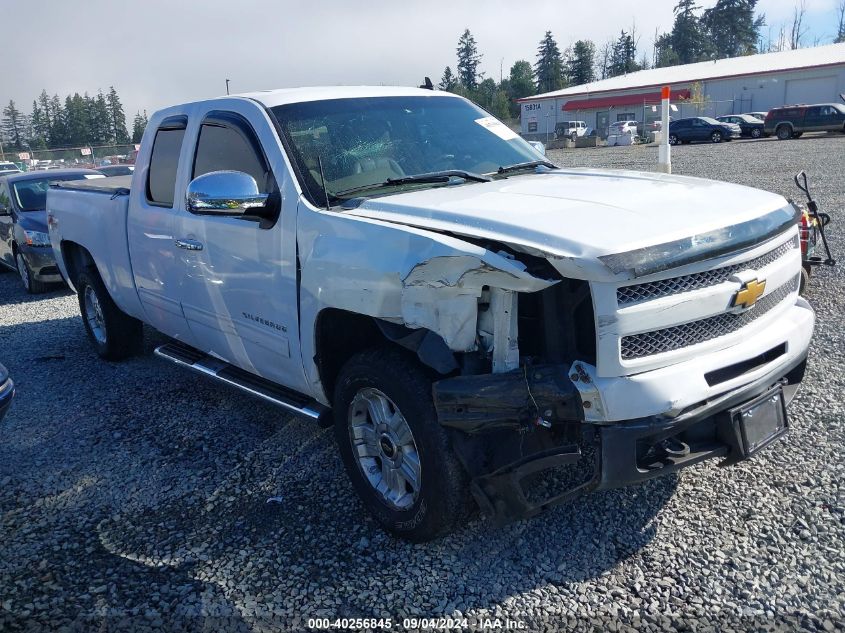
top-left (710, 131), bottom-right (723, 143)
top-left (668, 134), bottom-right (679, 145)
top-left (333, 348), bottom-right (470, 542)
top-left (750, 128), bottom-right (762, 139)
top-left (16, 251), bottom-right (48, 294)
top-left (776, 125), bottom-right (792, 140)
top-left (76, 268), bottom-right (143, 360)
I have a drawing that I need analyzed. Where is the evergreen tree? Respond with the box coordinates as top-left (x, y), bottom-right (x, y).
top-left (534, 31), bottom-right (565, 93)
top-left (490, 91), bottom-right (511, 121)
top-left (456, 29), bottom-right (482, 90)
top-left (608, 31), bottom-right (639, 77)
top-left (48, 95), bottom-right (67, 147)
top-left (131, 111), bottom-right (147, 143)
top-left (29, 101), bottom-right (48, 149)
top-left (508, 60), bottom-right (535, 100)
top-left (93, 91), bottom-right (111, 144)
top-left (703, 0), bottom-right (763, 58)
top-left (568, 40), bottom-right (596, 86)
top-left (670, 0), bottom-right (708, 64)
top-left (2, 100), bottom-right (27, 149)
top-left (439, 66), bottom-right (458, 91)
top-left (477, 78), bottom-right (497, 109)
top-left (654, 32), bottom-right (681, 67)
top-left (65, 94), bottom-right (90, 146)
top-left (107, 86), bottom-right (129, 144)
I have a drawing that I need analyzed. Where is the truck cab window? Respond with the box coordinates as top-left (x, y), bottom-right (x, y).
top-left (147, 124), bottom-right (187, 207)
top-left (192, 116), bottom-right (271, 191)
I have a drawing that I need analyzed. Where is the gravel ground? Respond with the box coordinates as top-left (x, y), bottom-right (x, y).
top-left (1, 134), bottom-right (844, 632)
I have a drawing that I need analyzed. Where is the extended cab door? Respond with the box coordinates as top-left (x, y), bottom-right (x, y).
top-left (174, 101), bottom-right (309, 393)
top-left (126, 115), bottom-right (197, 345)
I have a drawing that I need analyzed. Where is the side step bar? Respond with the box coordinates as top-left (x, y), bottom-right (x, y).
top-left (154, 342), bottom-right (331, 426)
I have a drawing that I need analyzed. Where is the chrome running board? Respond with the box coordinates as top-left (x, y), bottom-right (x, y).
top-left (154, 342), bottom-right (330, 424)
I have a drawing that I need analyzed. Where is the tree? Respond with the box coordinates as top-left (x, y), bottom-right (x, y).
top-left (534, 31), bottom-right (565, 93)
top-left (107, 86), bottom-right (129, 144)
top-left (670, 0), bottom-right (708, 64)
top-left (703, 0), bottom-right (763, 58)
top-left (508, 60), bottom-right (535, 100)
top-left (48, 94), bottom-right (67, 147)
top-left (608, 31), bottom-right (639, 77)
top-left (64, 94), bottom-right (90, 146)
top-left (568, 40), bottom-right (596, 86)
top-left (598, 40), bottom-right (613, 79)
top-left (836, 0), bottom-right (845, 43)
top-left (29, 100), bottom-right (48, 149)
top-left (131, 111), bottom-right (148, 143)
top-left (789, 0), bottom-right (807, 49)
top-left (490, 90), bottom-right (511, 121)
top-left (654, 32), bottom-right (681, 67)
top-left (456, 29), bottom-right (483, 90)
top-left (476, 78), bottom-right (497, 109)
top-left (439, 66), bottom-right (458, 91)
top-left (2, 100), bottom-right (27, 149)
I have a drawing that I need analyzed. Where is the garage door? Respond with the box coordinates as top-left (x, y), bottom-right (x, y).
top-left (784, 76), bottom-right (837, 105)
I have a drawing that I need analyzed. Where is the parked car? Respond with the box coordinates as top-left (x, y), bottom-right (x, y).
top-left (717, 114), bottom-right (767, 138)
top-left (0, 169), bottom-right (21, 177)
top-left (609, 121), bottom-right (638, 136)
top-left (743, 112), bottom-right (768, 121)
top-left (47, 87), bottom-right (812, 541)
top-left (0, 169), bottom-right (104, 293)
top-left (555, 120), bottom-right (587, 141)
top-left (668, 117), bottom-right (741, 144)
top-left (0, 363), bottom-right (13, 424)
top-left (97, 165), bottom-right (135, 177)
top-left (764, 103), bottom-right (845, 140)
top-left (0, 162), bottom-right (19, 172)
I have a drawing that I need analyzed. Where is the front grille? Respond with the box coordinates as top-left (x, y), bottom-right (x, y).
top-left (617, 235), bottom-right (799, 306)
top-left (621, 275), bottom-right (799, 360)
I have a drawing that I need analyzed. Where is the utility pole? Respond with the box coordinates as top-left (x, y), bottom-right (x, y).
top-left (225, 79), bottom-right (230, 95)
top-left (500, 58), bottom-right (504, 83)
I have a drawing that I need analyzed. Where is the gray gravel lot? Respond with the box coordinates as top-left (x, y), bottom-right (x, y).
top-left (1, 135), bottom-right (844, 632)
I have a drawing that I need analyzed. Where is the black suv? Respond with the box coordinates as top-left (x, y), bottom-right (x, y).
top-left (667, 117), bottom-right (741, 145)
top-left (764, 103), bottom-right (845, 140)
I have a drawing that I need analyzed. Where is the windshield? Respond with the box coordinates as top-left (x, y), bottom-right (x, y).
top-left (270, 96), bottom-right (541, 203)
top-left (12, 175), bottom-right (91, 211)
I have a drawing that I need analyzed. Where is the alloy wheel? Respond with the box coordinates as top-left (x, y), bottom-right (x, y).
top-left (348, 387), bottom-right (421, 510)
top-left (16, 253), bottom-right (30, 292)
top-left (83, 286), bottom-right (107, 345)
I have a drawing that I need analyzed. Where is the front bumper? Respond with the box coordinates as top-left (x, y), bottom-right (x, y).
top-left (20, 247), bottom-right (62, 283)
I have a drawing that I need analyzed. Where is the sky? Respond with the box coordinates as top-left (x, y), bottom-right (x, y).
top-left (3, 0), bottom-right (842, 121)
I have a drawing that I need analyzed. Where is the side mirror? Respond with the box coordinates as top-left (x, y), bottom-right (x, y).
top-left (186, 170), bottom-right (269, 216)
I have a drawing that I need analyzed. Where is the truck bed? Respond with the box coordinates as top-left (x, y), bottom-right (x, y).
top-left (51, 175), bottom-right (132, 195)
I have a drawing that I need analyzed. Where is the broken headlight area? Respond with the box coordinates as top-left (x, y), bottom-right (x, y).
top-left (433, 365), bottom-right (600, 524)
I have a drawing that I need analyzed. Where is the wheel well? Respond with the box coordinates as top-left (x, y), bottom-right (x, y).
top-left (60, 241), bottom-right (96, 287)
top-left (314, 309), bottom-right (387, 401)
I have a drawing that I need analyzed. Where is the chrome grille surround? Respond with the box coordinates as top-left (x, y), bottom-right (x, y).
top-left (620, 275), bottom-right (800, 360)
top-left (617, 235), bottom-right (799, 306)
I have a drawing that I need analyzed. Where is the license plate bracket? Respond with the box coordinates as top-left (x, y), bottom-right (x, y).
top-left (732, 385), bottom-right (788, 457)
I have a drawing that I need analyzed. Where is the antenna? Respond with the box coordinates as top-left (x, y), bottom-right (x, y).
top-left (316, 155), bottom-right (331, 210)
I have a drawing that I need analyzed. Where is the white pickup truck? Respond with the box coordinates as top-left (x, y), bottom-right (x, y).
top-left (47, 86), bottom-right (814, 541)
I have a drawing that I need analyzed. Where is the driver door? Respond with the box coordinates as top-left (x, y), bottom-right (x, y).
top-left (175, 102), bottom-right (309, 394)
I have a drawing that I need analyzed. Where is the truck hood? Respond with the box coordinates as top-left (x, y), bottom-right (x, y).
top-left (342, 168), bottom-right (790, 268)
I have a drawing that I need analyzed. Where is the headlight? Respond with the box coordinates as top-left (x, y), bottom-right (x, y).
top-left (23, 230), bottom-right (51, 247)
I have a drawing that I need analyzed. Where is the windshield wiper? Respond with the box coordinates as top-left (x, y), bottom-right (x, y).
top-left (495, 159), bottom-right (558, 175)
top-left (334, 170), bottom-right (491, 198)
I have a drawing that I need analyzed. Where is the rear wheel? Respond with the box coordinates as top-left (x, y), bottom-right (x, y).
top-left (668, 134), bottom-right (679, 145)
top-left (16, 251), bottom-right (48, 294)
top-left (710, 131), bottom-right (723, 143)
top-left (570, 132), bottom-right (577, 142)
top-left (776, 125), bottom-right (792, 140)
top-left (76, 268), bottom-right (143, 360)
top-left (333, 347), bottom-right (470, 542)
top-left (800, 265), bottom-right (811, 295)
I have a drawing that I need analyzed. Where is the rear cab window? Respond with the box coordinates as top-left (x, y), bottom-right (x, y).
top-left (146, 116), bottom-right (188, 207)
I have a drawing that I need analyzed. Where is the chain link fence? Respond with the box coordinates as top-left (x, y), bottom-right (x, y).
top-left (0, 144), bottom-right (138, 171)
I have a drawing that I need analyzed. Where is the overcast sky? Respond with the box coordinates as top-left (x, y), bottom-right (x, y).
top-left (3, 0), bottom-right (841, 120)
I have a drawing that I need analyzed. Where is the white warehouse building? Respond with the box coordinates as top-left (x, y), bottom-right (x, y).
top-left (518, 42), bottom-right (845, 140)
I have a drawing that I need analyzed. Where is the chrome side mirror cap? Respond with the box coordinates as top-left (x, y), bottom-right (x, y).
top-left (186, 170), bottom-right (269, 216)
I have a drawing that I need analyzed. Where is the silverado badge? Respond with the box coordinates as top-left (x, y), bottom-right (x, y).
top-left (732, 278), bottom-right (767, 310)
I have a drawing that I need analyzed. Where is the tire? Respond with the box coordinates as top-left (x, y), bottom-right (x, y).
top-left (570, 132), bottom-right (577, 143)
top-left (16, 251), bottom-right (48, 294)
top-left (776, 125), bottom-right (792, 140)
top-left (76, 267), bottom-right (143, 360)
top-left (333, 347), bottom-right (470, 542)
top-left (668, 134), bottom-right (679, 145)
top-left (800, 265), bottom-right (811, 296)
top-left (710, 131), bottom-right (723, 143)
top-left (793, 132), bottom-right (803, 138)
top-left (750, 128), bottom-right (762, 139)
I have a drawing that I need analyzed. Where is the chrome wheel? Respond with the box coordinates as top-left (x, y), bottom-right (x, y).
top-left (348, 387), bottom-right (421, 510)
top-left (16, 253), bottom-right (30, 291)
top-left (711, 132), bottom-right (722, 143)
top-left (83, 286), bottom-right (107, 345)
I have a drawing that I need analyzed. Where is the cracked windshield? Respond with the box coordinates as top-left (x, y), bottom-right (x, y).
top-left (272, 96), bottom-right (543, 202)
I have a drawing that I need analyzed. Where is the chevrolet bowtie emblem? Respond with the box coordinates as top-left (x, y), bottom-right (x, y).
top-left (732, 278), bottom-right (766, 310)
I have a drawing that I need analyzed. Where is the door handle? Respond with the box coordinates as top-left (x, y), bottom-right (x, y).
top-left (175, 238), bottom-right (203, 251)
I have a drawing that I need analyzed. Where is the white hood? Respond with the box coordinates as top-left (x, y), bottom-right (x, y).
top-left (343, 168), bottom-right (790, 262)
